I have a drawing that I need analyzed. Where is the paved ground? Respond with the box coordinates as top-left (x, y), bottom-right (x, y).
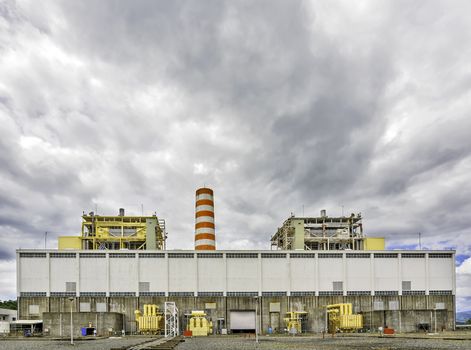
top-left (175, 335), bottom-right (471, 350)
top-left (1, 334), bottom-right (471, 350)
top-left (0, 336), bottom-right (155, 350)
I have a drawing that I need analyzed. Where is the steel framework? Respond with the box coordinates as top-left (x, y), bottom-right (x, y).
top-left (164, 302), bottom-right (179, 337)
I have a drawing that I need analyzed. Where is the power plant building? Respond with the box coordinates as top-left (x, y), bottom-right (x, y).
top-left (16, 204), bottom-right (456, 336)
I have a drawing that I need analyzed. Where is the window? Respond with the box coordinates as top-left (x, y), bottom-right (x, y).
top-left (319, 291), bottom-right (343, 296)
top-left (319, 253), bottom-right (343, 258)
top-left (290, 253), bottom-right (315, 258)
top-left (402, 281), bottom-right (411, 291)
top-left (429, 290), bottom-right (452, 295)
top-left (226, 292), bottom-right (258, 297)
top-left (373, 301), bottom-right (384, 310)
top-left (333, 281), bottom-right (343, 291)
top-left (139, 253), bottom-right (165, 258)
top-left (168, 253), bottom-right (195, 258)
top-left (139, 282), bottom-right (150, 293)
top-left (80, 302), bottom-right (91, 312)
top-left (262, 291), bottom-right (286, 296)
top-left (226, 253), bottom-right (258, 258)
top-left (20, 252), bottom-right (46, 258)
top-left (168, 292), bottom-right (194, 296)
top-left (429, 253), bottom-right (453, 258)
top-left (198, 292), bottom-right (223, 297)
top-left (374, 253), bottom-right (398, 258)
top-left (197, 253), bottom-right (223, 258)
top-left (346, 253), bottom-right (370, 258)
top-left (29, 305), bottom-right (39, 315)
top-left (66, 282), bottom-right (76, 292)
top-left (109, 253), bottom-right (135, 258)
top-left (347, 291), bottom-right (370, 296)
top-left (110, 292), bottom-right (135, 297)
top-left (96, 303), bottom-right (107, 312)
top-left (389, 301), bottom-right (399, 310)
top-left (50, 252), bottom-right (76, 258)
top-left (261, 253), bottom-right (286, 258)
top-left (402, 253), bottom-right (425, 258)
top-left (375, 291), bottom-right (398, 296)
top-left (80, 253), bottom-right (105, 258)
top-left (291, 291), bottom-right (316, 296)
top-left (140, 292), bottom-right (165, 296)
top-left (80, 292), bottom-right (106, 297)
top-left (403, 290), bottom-right (425, 295)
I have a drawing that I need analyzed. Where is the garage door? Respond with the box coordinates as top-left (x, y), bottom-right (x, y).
top-left (230, 311), bottom-right (256, 331)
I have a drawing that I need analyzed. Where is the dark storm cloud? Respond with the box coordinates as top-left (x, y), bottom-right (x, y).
top-left (0, 0), bottom-right (470, 301)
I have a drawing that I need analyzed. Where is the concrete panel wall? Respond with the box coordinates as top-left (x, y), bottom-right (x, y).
top-left (197, 258), bottom-right (225, 292)
top-left (402, 258), bottom-right (426, 290)
top-left (346, 258), bottom-right (371, 291)
top-left (290, 258), bottom-right (316, 291)
top-left (374, 258), bottom-right (399, 291)
top-left (80, 258), bottom-right (107, 293)
top-left (50, 258), bottom-right (77, 292)
top-left (139, 258), bottom-right (167, 292)
top-left (19, 258), bottom-right (48, 293)
top-left (109, 257), bottom-right (137, 292)
top-left (226, 259), bottom-right (258, 292)
top-left (318, 258), bottom-right (342, 291)
top-left (262, 258), bottom-right (288, 291)
top-left (429, 258), bottom-right (454, 290)
top-left (168, 258), bottom-right (197, 292)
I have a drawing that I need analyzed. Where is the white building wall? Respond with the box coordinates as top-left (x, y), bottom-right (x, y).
top-left (50, 258), bottom-right (77, 292)
top-left (17, 250), bottom-right (455, 297)
top-left (19, 257), bottom-right (48, 293)
top-left (262, 258), bottom-right (289, 291)
top-left (168, 258), bottom-right (197, 292)
top-left (197, 258), bottom-right (225, 292)
top-left (226, 258), bottom-right (258, 292)
top-left (402, 258), bottom-right (427, 290)
top-left (109, 257), bottom-right (137, 292)
top-left (374, 258), bottom-right (399, 291)
top-left (290, 258), bottom-right (316, 292)
top-left (318, 258), bottom-right (343, 291)
top-left (346, 258), bottom-right (371, 291)
top-left (139, 258), bottom-right (167, 292)
top-left (80, 257), bottom-right (107, 293)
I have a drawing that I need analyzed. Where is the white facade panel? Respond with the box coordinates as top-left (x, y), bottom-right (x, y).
top-left (402, 258), bottom-right (426, 290)
top-left (346, 259), bottom-right (371, 291)
top-left (19, 258), bottom-right (48, 293)
top-left (428, 258), bottom-right (453, 290)
top-left (139, 258), bottom-right (167, 292)
top-left (197, 258), bottom-right (225, 292)
top-left (374, 258), bottom-right (399, 291)
top-left (50, 258), bottom-right (77, 292)
top-left (318, 258), bottom-right (343, 291)
top-left (168, 258), bottom-right (197, 292)
top-left (227, 259), bottom-right (258, 292)
top-left (290, 259), bottom-right (316, 291)
top-left (80, 258), bottom-right (107, 292)
top-left (109, 258), bottom-right (137, 292)
top-left (262, 259), bottom-right (288, 291)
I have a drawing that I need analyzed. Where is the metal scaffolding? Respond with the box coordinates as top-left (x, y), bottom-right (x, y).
top-left (164, 302), bottom-right (179, 337)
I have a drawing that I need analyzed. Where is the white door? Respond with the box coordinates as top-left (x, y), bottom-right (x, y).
top-left (230, 311), bottom-right (256, 331)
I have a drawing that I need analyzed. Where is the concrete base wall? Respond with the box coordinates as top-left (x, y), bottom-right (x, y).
top-left (20, 295), bottom-right (455, 334)
top-left (42, 312), bottom-right (123, 337)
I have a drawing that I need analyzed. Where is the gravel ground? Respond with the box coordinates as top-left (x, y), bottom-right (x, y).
top-left (175, 335), bottom-right (471, 350)
top-left (0, 336), bottom-right (156, 350)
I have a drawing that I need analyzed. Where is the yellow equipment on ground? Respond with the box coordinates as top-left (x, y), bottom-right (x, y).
top-left (283, 311), bottom-right (307, 334)
top-left (326, 303), bottom-right (363, 333)
top-left (187, 311), bottom-right (212, 336)
top-left (135, 304), bottom-right (163, 334)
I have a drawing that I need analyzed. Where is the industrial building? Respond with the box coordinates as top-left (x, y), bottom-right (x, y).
top-left (16, 189), bottom-right (456, 336)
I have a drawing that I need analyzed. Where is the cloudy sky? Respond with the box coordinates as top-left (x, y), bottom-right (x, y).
top-left (1, 0), bottom-right (470, 309)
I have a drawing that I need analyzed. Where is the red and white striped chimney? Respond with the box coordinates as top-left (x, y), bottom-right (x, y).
top-left (195, 187), bottom-right (216, 250)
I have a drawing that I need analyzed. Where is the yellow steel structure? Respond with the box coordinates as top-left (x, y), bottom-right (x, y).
top-left (58, 236), bottom-right (81, 249)
top-left (58, 209), bottom-right (166, 250)
top-left (363, 237), bottom-right (385, 250)
top-left (187, 311), bottom-right (212, 336)
top-left (326, 303), bottom-right (363, 333)
top-left (134, 304), bottom-right (163, 334)
top-left (284, 311), bottom-right (307, 334)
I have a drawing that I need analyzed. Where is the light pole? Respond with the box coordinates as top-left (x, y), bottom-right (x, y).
top-left (68, 297), bottom-right (75, 345)
top-left (254, 296), bottom-right (259, 343)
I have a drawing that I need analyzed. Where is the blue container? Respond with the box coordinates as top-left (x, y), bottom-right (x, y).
top-left (81, 327), bottom-right (87, 336)
top-left (268, 327), bottom-right (273, 334)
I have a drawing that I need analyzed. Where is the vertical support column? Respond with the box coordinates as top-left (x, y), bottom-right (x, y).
top-left (194, 252), bottom-right (198, 297)
top-left (47, 252), bottom-right (51, 297)
top-left (106, 253), bottom-right (110, 297)
top-left (287, 253), bottom-right (291, 297)
top-left (315, 253), bottom-right (319, 296)
top-left (136, 253), bottom-right (140, 297)
top-left (258, 253), bottom-right (262, 296)
top-left (165, 253), bottom-right (169, 297)
top-left (425, 253), bottom-right (430, 296)
top-left (370, 253), bottom-right (375, 296)
top-left (342, 253), bottom-right (347, 296)
top-left (223, 253), bottom-right (227, 297)
top-left (76, 252), bottom-right (80, 297)
top-left (398, 253), bottom-right (402, 296)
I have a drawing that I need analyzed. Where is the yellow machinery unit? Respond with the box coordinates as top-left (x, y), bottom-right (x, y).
top-left (135, 304), bottom-right (163, 334)
top-left (59, 208), bottom-right (167, 250)
top-left (187, 311), bottom-right (212, 336)
top-left (326, 303), bottom-right (363, 333)
top-left (284, 311), bottom-right (307, 334)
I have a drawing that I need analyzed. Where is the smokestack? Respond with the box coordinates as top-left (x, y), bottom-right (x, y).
top-left (119, 208), bottom-right (125, 216)
top-left (195, 187), bottom-right (216, 250)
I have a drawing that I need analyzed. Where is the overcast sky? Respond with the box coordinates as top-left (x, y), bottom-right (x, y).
top-left (1, 0), bottom-right (470, 310)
